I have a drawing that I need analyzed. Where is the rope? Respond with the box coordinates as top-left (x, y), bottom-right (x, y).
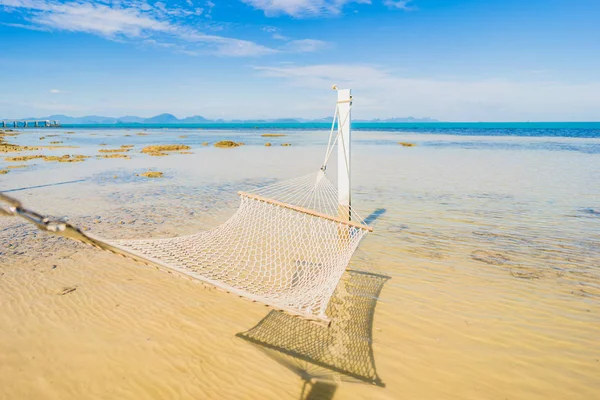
top-left (321, 98), bottom-right (352, 171)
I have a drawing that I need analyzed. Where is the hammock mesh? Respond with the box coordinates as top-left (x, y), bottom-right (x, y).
top-left (106, 172), bottom-right (371, 323)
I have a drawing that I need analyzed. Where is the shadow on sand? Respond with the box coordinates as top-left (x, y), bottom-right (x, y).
top-left (236, 269), bottom-right (390, 399)
top-left (363, 208), bottom-right (386, 226)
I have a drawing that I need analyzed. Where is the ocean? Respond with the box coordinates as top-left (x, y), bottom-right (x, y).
top-left (57, 121), bottom-right (600, 137)
top-left (1, 124), bottom-right (599, 399)
top-left (5, 123), bottom-right (600, 157)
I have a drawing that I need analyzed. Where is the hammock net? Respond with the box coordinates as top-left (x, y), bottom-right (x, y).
top-left (105, 171), bottom-right (371, 323)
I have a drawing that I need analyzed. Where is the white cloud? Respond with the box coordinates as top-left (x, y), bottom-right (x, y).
top-left (203, 0), bottom-right (214, 17)
top-left (242, 0), bottom-right (371, 17)
top-left (1, 21), bottom-right (49, 31)
top-left (284, 39), bottom-right (329, 52)
top-left (254, 64), bottom-right (600, 121)
top-left (0, 0), bottom-right (276, 56)
top-left (49, 89), bottom-right (61, 93)
top-left (383, 0), bottom-right (414, 10)
top-left (259, 26), bottom-right (329, 51)
top-left (178, 29), bottom-right (277, 56)
top-left (36, 2), bottom-right (171, 37)
top-left (272, 33), bottom-right (288, 40)
top-left (1, 1), bottom-right (332, 56)
top-left (261, 26), bottom-right (290, 41)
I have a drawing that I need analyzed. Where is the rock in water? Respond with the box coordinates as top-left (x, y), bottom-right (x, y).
top-left (140, 171), bottom-right (164, 178)
top-left (214, 140), bottom-right (242, 148)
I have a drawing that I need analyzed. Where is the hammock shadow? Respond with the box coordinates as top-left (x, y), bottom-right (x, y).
top-left (300, 380), bottom-right (338, 400)
top-left (363, 208), bottom-right (386, 226)
top-left (236, 269), bottom-right (390, 398)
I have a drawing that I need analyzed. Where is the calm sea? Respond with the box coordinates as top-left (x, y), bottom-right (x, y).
top-left (58, 122), bottom-right (600, 138)
top-left (1, 122), bottom-right (599, 399)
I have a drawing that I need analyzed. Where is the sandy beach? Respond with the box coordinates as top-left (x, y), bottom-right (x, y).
top-left (1, 128), bottom-right (599, 399)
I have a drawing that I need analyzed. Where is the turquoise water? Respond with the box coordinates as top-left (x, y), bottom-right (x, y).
top-left (54, 122), bottom-right (600, 138)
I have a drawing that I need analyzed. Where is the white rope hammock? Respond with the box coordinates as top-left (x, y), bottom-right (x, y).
top-left (0, 92), bottom-right (372, 325)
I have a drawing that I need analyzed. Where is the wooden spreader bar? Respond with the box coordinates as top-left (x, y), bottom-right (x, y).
top-left (238, 191), bottom-right (374, 232)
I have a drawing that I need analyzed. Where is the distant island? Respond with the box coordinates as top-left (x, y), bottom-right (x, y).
top-left (1, 113), bottom-right (439, 124)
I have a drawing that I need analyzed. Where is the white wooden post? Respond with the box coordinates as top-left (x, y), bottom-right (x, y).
top-left (337, 88), bottom-right (352, 221)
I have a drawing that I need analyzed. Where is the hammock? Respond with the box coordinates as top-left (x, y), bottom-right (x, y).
top-left (0, 89), bottom-right (372, 325)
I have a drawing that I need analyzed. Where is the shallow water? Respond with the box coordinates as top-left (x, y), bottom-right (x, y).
top-left (1, 128), bottom-right (599, 399)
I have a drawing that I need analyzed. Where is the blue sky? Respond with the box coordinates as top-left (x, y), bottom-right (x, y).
top-left (1, 0), bottom-right (599, 121)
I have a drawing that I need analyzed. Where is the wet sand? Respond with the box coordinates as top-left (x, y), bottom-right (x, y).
top-left (1, 129), bottom-right (599, 399)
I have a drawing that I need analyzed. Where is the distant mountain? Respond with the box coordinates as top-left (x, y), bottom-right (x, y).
top-left (32, 114), bottom-right (119, 124)
top-left (4, 114), bottom-right (439, 124)
top-left (143, 113), bottom-right (179, 123)
top-left (356, 117), bottom-right (438, 122)
top-left (80, 115), bottom-right (119, 124)
top-left (308, 116), bottom-right (335, 123)
top-left (272, 118), bottom-right (301, 123)
top-left (43, 114), bottom-right (92, 124)
top-left (117, 116), bottom-right (145, 123)
top-left (181, 115), bottom-right (209, 123)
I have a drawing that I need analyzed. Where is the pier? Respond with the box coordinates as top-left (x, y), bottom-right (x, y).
top-left (1, 120), bottom-right (61, 128)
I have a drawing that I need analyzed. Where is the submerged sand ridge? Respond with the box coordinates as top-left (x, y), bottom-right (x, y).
top-left (1, 129), bottom-right (599, 399)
